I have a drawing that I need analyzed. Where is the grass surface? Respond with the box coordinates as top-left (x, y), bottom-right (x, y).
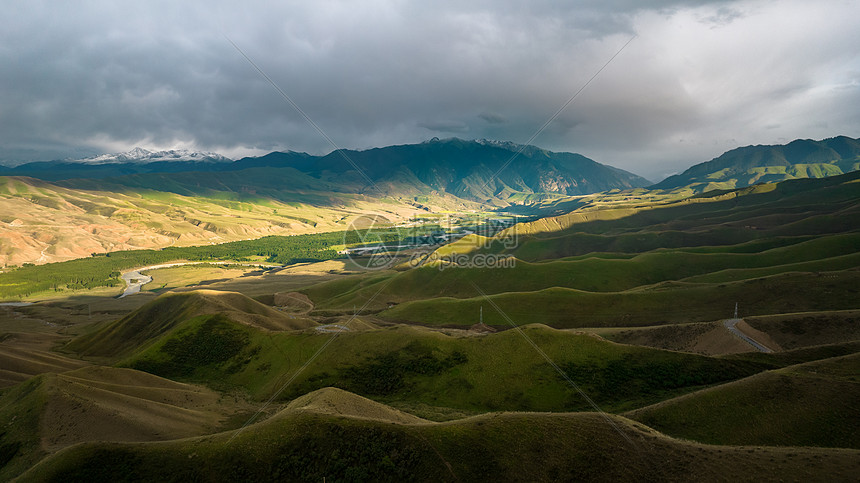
top-left (104, 308), bottom-right (772, 414)
top-left (17, 387), bottom-right (860, 483)
top-left (628, 353), bottom-right (860, 449)
top-left (379, 269), bottom-right (860, 328)
top-left (0, 366), bottom-right (243, 481)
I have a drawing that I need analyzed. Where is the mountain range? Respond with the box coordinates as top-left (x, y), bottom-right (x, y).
top-left (2, 135), bottom-right (859, 266)
top-left (0, 148), bottom-right (232, 181)
top-left (654, 135), bottom-right (860, 191)
top-left (0, 139), bottom-right (650, 203)
top-left (3, 136), bottom-right (859, 198)
top-left (229, 138), bottom-right (652, 202)
top-left (71, 147), bottom-right (232, 165)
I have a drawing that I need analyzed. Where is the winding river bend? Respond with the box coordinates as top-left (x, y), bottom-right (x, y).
top-left (118, 262), bottom-right (282, 298)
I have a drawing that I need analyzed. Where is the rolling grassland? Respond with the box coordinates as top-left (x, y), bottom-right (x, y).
top-left (1, 172), bottom-right (858, 480)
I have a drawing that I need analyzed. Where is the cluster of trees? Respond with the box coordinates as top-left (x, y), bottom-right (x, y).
top-left (0, 225), bottom-right (442, 299)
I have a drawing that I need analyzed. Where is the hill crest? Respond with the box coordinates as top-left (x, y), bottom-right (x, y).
top-left (67, 290), bottom-right (316, 358)
top-left (283, 387), bottom-right (428, 424)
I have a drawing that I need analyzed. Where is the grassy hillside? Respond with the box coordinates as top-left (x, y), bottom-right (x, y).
top-left (627, 353), bottom-right (860, 449)
top-left (597, 314), bottom-right (860, 356)
top-left (90, 312), bottom-right (772, 414)
top-left (501, 169), bottom-right (860, 245)
top-left (0, 366), bottom-right (239, 481)
top-left (721, 340), bottom-right (860, 367)
top-left (653, 135), bottom-right (860, 192)
top-left (379, 268), bottom-right (860, 328)
top-left (18, 387), bottom-right (860, 483)
top-left (304, 232), bottom-right (860, 311)
top-left (295, 171), bottom-right (860, 324)
top-left (66, 290), bottom-right (316, 360)
top-left (2, 151), bottom-right (858, 480)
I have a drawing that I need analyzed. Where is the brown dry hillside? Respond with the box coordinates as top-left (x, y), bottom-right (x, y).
top-left (272, 291), bottom-right (315, 313)
top-left (285, 387), bottom-right (428, 424)
top-left (0, 175), bottom-right (425, 267)
top-left (67, 290), bottom-right (316, 359)
top-left (0, 331), bottom-right (89, 388)
top-left (743, 310), bottom-right (860, 349)
top-left (39, 366), bottom-right (231, 449)
top-left (0, 176), bottom-right (308, 266)
top-left (597, 321), bottom-right (754, 355)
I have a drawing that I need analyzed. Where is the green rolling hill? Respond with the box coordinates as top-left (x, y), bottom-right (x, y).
top-left (0, 366), bottom-right (240, 481)
top-left (16, 387), bottom-right (860, 483)
top-left (66, 297), bottom-right (773, 414)
top-left (67, 290), bottom-right (317, 359)
top-left (292, 171), bottom-right (860, 323)
top-left (627, 352), bottom-right (860, 449)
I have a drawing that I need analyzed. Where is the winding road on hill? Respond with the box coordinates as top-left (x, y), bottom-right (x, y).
top-left (723, 318), bottom-right (773, 353)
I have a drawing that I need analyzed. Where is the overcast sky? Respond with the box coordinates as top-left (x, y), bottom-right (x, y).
top-left (2, 1), bottom-right (858, 180)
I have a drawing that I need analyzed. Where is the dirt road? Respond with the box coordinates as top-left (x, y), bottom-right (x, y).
top-left (723, 318), bottom-right (773, 353)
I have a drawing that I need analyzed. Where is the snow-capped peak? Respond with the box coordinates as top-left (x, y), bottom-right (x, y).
top-left (69, 148), bottom-right (232, 165)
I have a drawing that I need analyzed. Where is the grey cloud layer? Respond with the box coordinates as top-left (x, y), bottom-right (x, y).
top-left (1, 0), bottom-right (858, 180)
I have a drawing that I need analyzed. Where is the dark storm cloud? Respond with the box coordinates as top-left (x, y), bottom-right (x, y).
top-left (479, 112), bottom-right (508, 124)
top-left (1, 0), bottom-right (858, 179)
top-left (419, 120), bottom-right (470, 133)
